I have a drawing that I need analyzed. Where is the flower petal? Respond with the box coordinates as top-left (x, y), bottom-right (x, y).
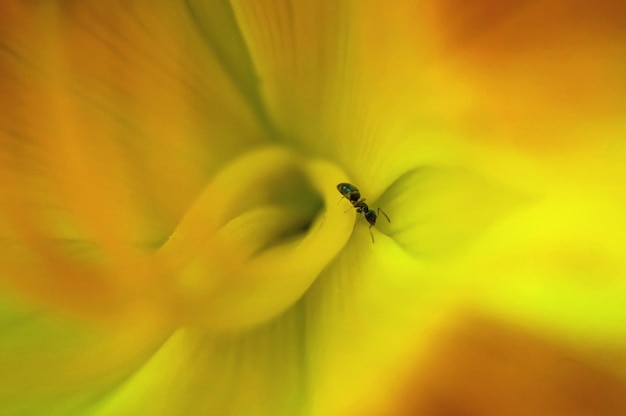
top-left (0, 1), bottom-right (272, 317)
top-left (425, 0), bottom-right (626, 153)
top-left (0, 290), bottom-right (167, 414)
top-left (230, 0), bottom-right (465, 194)
top-left (378, 164), bottom-right (527, 260)
top-left (0, 0), bottom-right (268, 233)
top-left (386, 313), bottom-right (626, 415)
top-left (91, 322), bottom-right (309, 415)
top-left (299, 236), bottom-right (450, 415)
top-left (453, 186), bottom-right (626, 344)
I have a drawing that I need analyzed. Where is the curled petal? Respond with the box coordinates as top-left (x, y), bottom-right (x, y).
top-left (158, 146), bottom-right (355, 330)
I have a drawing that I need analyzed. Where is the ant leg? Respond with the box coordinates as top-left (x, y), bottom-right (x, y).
top-left (334, 195), bottom-right (346, 208)
top-left (337, 194), bottom-right (365, 210)
top-left (378, 208), bottom-right (390, 223)
top-left (335, 195), bottom-right (353, 211)
top-left (369, 225), bottom-right (375, 243)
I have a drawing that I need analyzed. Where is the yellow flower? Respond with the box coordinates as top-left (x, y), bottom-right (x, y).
top-left (1, 1), bottom-right (626, 415)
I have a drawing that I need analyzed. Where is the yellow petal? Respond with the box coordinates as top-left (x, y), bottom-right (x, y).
top-left (300, 237), bottom-right (454, 415)
top-left (455, 186), bottom-right (626, 345)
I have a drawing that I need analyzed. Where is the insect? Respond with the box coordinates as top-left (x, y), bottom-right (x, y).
top-left (336, 182), bottom-right (390, 243)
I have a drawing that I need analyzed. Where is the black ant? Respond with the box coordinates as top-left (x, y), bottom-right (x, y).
top-left (336, 182), bottom-right (390, 243)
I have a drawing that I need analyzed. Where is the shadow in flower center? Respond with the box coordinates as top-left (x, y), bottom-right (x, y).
top-left (252, 170), bottom-right (324, 249)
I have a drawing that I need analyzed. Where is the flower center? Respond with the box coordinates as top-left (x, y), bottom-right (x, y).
top-left (156, 146), bottom-right (354, 331)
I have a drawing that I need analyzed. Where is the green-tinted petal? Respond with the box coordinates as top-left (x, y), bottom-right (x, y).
top-left (230, 0), bottom-right (467, 194)
top-left (0, 290), bottom-right (168, 415)
top-left (91, 321), bottom-right (308, 415)
top-left (379, 164), bottom-right (527, 260)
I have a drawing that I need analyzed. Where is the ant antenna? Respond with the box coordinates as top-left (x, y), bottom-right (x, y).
top-left (378, 208), bottom-right (391, 223)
